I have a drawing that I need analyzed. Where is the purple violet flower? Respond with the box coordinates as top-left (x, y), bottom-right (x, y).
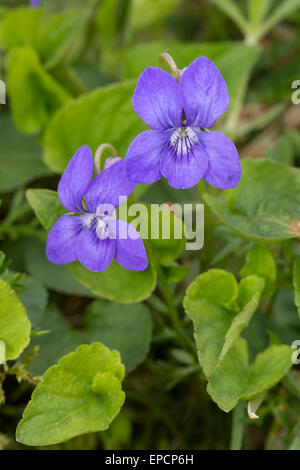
top-left (30, 0), bottom-right (42, 6)
top-left (125, 57), bottom-right (241, 190)
top-left (46, 145), bottom-right (148, 272)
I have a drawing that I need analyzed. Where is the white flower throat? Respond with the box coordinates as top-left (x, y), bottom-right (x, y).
top-left (169, 127), bottom-right (198, 156)
top-left (81, 212), bottom-right (111, 240)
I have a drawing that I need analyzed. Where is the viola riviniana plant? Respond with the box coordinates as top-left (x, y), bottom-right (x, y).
top-left (125, 57), bottom-right (241, 189)
top-left (46, 146), bottom-right (148, 273)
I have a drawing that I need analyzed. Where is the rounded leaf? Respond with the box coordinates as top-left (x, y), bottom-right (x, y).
top-left (0, 279), bottom-right (31, 361)
top-left (16, 343), bottom-right (125, 446)
top-left (205, 159), bottom-right (300, 241)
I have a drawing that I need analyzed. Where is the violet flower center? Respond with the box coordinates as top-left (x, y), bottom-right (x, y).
top-left (81, 212), bottom-right (112, 240)
top-left (169, 126), bottom-right (199, 156)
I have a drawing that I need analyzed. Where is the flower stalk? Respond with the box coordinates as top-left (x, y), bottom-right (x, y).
top-left (197, 180), bottom-right (214, 270)
top-left (158, 52), bottom-right (181, 83)
top-left (94, 143), bottom-right (119, 175)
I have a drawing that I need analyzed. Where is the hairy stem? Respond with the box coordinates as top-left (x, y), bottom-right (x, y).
top-left (197, 180), bottom-right (214, 271)
top-left (94, 143), bottom-right (119, 175)
top-left (158, 52), bottom-right (181, 83)
top-left (156, 264), bottom-right (189, 350)
top-left (230, 402), bottom-right (245, 450)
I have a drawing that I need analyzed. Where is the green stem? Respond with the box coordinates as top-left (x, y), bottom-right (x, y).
top-left (156, 264), bottom-right (191, 351)
top-left (145, 238), bottom-right (195, 352)
top-left (197, 181), bottom-right (214, 271)
top-left (126, 390), bottom-right (184, 444)
top-left (94, 143), bottom-right (119, 175)
top-left (230, 402), bottom-right (245, 450)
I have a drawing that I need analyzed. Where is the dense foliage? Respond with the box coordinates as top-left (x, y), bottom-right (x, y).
top-left (1, 0), bottom-right (300, 450)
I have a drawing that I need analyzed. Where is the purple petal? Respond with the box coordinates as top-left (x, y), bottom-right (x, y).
top-left (125, 130), bottom-right (169, 184)
top-left (179, 57), bottom-right (229, 128)
top-left (104, 156), bottom-right (122, 170)
top-left (30, 0), bottom-right (42, 6)
top-left (46, 215), bottom-right (82, 265)
top-left (115, 220), bottom-right (148, 271)
top-left (76, 228), bottom-right (116, 272)
top-left (200, 132), bottom-right (241, 189)
top-left (85, 158), bottom-right (136, 213)
top-left (133, 67), bottom-right (182, 130)
top-left (160, 133), bottom-right (208, 189)
top-left (58, 145), bottom-right (93, 213)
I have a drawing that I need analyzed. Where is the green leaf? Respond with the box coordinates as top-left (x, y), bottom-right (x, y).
top-left (240, 244), bottom-right (276, 297)
top-left (184, 269), bottom-right (238, 308)
top-left (258, 0), bottom-right (300, 40)
top-left (125, 201), bottom-right (185, 264)
top-left (289, 423), bottom-right (300, 450)
top-left (0, 279), bottom-right (31, 361)
top-left (125, 0), bottom-right (181, 42)
top-left (67, 261), bottom-right (156, 303)
top-left (271, 290), bottom-right (300, 345)
top-left (16, 276), bottom-right (48, 330)
top-left (147, 205), bottom-right (185, 263)
top-left (28, 300), bottom-right (152, 375)
top-left (218, 276), bottom-right (265, 366)
top-left (161, 260), bottom-right (189, 283)
top-left (293, 259), bottom-right (300, 319)
top-left (0, 341), bottom-right (5, 365)
top-left (83, 300), bottom-right (152, 373)
top-left (184, 269), bottom-right (264, 376)
top-left (0, 116), bottom-right (51, 193)
top-left (210, 0), bottom-right (249, 32)
top-left (95, 0), bottom-right (119, 46)
top-left (248, 0), bottom-right (274, 27)
top-left (50, 63), bottom-right (88, 96)
top-left (43, 81), bottom-right (145, 173)
top-left (100, 412), bottom-right (132, 450)
top-left (204, 159), bottom-right (300, 241)
top-left (25, 240), bottom-right (92, 297)
top-left (207, 339), bottom-right (293, 412)
top-left (16, 343), bottom-right (125, 446)
top-left (266, 134), bottom-right (295, 166)
top-left (0, 7), bottom-right (89, 69)
top-left (42, 0), bottom-right (97, 6)
top-left (122, 41), bottom-right (260, 128)
top-left (26, 189), bottom-right (66, 231)
top-left (6, 47), bottom-right (71, 135)
top-left (24, 307), bottom-right (82, 375)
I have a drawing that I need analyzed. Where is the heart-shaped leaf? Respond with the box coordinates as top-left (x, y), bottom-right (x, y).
top-left (1, 7), bottom-right (89, 69)
top-left (240, 244), bottom-right (276, 297)
top-left (14, 276), bottom-right (48, 330)
top-left (293, 259), bottom-right (300, 319)
top-left (184, 269), bottom-right (264, 376)
top-left (67, 261), bottom-right (156, 304)
top-left (0, 116), bottom-right (51, 193)
top-left (26, 189), bottom-right (66, 231)
top-left (28, 300), bottom-right (152, 375)
top-left (16, 343), bottom-right (125, 446)
top-left (6, 47), bottom-right (70, 134)
top-left (0, 279), bottom-right (31, 361)
top-left (207, 338), bottom-right (293, 412)
top-left (204, 159), bottom-right (300, 241)
top-left (43, 81), bottom-right (146, 173)
top-left (25, 240), bottom-right (92, 297)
